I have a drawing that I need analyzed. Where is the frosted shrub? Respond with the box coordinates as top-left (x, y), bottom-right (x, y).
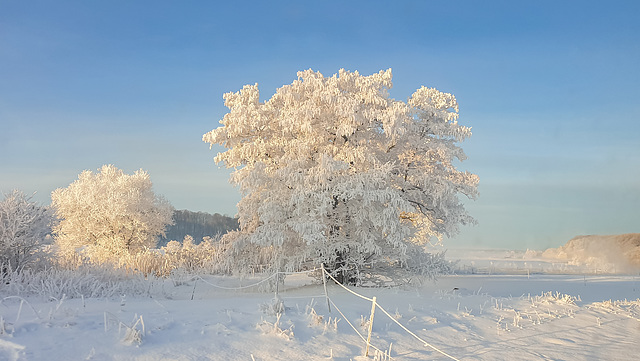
top-left (0, 265), bottom-right (158, 299)
top-left (160, 235), bottom-right (220, 274)
top-left (260, 295), bottom-right (286, 316)
top-left (400, 248), bottom-right (456, 284)
top-left (47, 234), bottom-right (222, 280)
top-left (116, 248), bottom-right (170, 277)
top-left (307, 306), bottom-right (324, 326)
top-left (76, 234), bottom-right (222, 278)
top-left (121, 315), bottom-right (145, 345)
top-left (103, 312), bottom-right (146, 346)
top-left (534, 291), bottom-right (578, 306)
top-left (0, 190), bottom-right (55, 274)
top-left (257, 313), bottom-right (294, 340)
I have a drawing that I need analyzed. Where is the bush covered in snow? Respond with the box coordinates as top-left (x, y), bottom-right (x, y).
top-left (0, 235), bottom-right (225, 299)
top-left (0, 263), bottom-right (158, 299)
top-left (0, 190), bottom-right (55, 274)
top-left (49, 234), bottom-right (221, 277)
top-left (156, 235), bottom-right (220, 275)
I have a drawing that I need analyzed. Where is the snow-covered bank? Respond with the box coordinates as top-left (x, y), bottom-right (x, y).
top-left (542, 233), bottom-right (640, 273)
top-left (1, 272), bottom-right (639, 360)
top-left (448, 235), bottom-right (640, 275)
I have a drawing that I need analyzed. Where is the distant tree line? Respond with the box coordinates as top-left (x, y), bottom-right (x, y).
top-left (159, 209), bottom-right (239, 246)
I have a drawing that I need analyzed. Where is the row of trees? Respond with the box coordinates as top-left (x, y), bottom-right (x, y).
top-left (0, 165), bottom-right (174, 272)
top-left (2, 68), bottom-right (477, 285)
top-left (0, 165), bottom-right (240, 277)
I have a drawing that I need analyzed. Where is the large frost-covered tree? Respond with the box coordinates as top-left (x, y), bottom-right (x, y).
top-left (204, 69), bottom-right (478, 284)
top-left (51, 165), bottom-right (174, 263)
top-left (0, 190), bottom-right (54, 273)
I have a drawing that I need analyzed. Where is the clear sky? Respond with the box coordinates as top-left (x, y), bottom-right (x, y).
top-left (1, 0), bottom-right (638, 250)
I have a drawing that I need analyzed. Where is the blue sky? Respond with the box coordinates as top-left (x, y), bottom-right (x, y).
top-left (1, 1), bottom-right (638, 250)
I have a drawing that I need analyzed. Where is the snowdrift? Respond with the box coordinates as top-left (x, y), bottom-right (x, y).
top-left (543, 233), bottom-right (640, 273)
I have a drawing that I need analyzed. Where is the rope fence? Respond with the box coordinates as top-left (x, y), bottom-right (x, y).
top-left (195, 268), bottom-right (318, 291)
top-left (327, 297), bottom-right (387, 356)
top-left (192, 266), bottom-right (462, 360)
top-left (195, 273), bottom-right (279, 290)
top-left (319, 265), bottom-right (461, 360)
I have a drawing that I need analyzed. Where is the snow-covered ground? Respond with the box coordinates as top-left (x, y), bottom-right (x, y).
top-left (1, 251), bottom-right (639, 361)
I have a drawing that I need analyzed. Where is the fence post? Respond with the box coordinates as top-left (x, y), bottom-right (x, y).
top-left (321, 264), bottom-right (331, 313)
top-left (365, 296), bottom-right (377, 357)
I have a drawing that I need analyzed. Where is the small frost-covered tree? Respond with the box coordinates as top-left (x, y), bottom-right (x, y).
top-left (0, 190), bottom-right (54, 273)
top-left (204, 69), bottom-right (478, 284)
top-left (51, 165), bottom-right (174, 264)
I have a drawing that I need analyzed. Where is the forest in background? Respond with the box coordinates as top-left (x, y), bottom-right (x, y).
top-left (159, 209), bottom-right (238, 246)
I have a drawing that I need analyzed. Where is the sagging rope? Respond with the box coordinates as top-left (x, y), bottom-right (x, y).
top-left (195, 273), bottom-right (279, 290)
top-left (195, 268), bottom-right (318, 291)
top-left (320, 267), bottom-right (461, 361)
top-left (194, 266), bottom-right (461, 361)
top-left (327, 297), bottom-right (387, 357)
top-left (197, 268), bottom-right (319, 291)
top-left (375, 301), bottom-right (461, 361)
top-left (322, 267), bottom-right (374, 302)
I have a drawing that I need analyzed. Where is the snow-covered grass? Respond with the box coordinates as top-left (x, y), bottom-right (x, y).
top-left (0, 252), bottom-right (639, 361)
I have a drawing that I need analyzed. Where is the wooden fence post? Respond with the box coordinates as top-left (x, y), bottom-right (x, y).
top-left (365, 296), bottom-right (377, 357)
top-left (321, 264), bottom-right (331, 313)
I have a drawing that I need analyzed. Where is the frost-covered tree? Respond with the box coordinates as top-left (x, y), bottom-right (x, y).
top-left (203, 69), bottom-right (478, 284)
top-left (51, 165), bottom-right (174, 264)
top-left (0, 190), bottom-right (54, 273)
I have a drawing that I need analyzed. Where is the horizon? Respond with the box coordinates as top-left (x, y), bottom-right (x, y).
top-left (1, 1), bottom-right (638, 250)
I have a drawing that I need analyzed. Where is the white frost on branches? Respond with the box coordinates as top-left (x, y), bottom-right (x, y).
top-left (51, 165), bottom-right (174, 264)
top-left (0, 190), bottom-right (54, 272)
top-left (203, 69), bottom-right (478, 283)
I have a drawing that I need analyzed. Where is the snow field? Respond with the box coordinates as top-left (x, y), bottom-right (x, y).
top-left (1, 270), bottom-right (639, 360)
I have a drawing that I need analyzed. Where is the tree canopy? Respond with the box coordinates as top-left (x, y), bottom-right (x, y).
top-left (204, 69), bottom-right (478, 284)
top-left (51, 165), bottom-right (174, 263)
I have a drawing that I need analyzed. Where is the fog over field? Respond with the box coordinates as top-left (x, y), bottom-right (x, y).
top-left (450, 233), bottom-right (640, 275)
